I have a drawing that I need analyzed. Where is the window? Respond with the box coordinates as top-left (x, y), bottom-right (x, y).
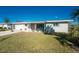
top-left (53, 23), bottom-right (59, 26)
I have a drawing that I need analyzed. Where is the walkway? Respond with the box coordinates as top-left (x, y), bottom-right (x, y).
top-left (0, 30), bottom-right (21, 36)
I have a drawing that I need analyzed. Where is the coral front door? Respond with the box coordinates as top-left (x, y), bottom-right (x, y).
top-left (31, 24), bottom-right (36, 31)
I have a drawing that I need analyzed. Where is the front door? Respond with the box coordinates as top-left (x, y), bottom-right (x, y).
top-left (31, 24), bottom-right (36, 31)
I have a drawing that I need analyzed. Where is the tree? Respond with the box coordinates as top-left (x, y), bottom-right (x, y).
top-left (71, 8), bottom-right (79, 24)
top-left (3, 17), bottom-right (10, 29)
top-left (3, 17), bottom-right (13, 32)
top-left (71, 9), bottom-right (79, 37)
top-left (3, 17), bottom-right (10, 24)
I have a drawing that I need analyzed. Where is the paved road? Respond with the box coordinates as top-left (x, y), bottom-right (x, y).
top-left (0, 30), bottom-right (21, 36)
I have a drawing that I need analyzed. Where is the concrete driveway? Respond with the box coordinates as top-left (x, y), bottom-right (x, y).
top-left (0, 30), bottom-right (21, 36)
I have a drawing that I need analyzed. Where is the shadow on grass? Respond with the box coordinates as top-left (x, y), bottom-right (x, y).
top-left (54, 33), bottom-right (79, 52)
top-left (0, 36), bottom-right (11, 43)
top-left (55, 37), bottom-right (66, 46)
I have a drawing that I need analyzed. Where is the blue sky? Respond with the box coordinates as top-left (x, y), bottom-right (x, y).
top-left (0, 6), bottom-right (79, 23)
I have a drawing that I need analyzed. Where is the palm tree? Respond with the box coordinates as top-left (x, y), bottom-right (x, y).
top-left (71, 8), bottom-right (79, 37)
top-left (3, 17), bottom-right (10, 30)
top-left (4, 17), bottom-right (10, 24)
top-left (3, 17), bottom-right (13, 32)
top-left (71, 8), bottom-right (79, 24)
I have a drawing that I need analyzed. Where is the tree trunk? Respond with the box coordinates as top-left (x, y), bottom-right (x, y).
top-left (11, 24), bottom-right (13, 32)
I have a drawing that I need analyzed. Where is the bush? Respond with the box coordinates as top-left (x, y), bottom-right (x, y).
top-left (0, 27), bottom-right (3, 31)
top-left (68, 25), bottom-right (79, 47)
top-left (44, 26), bottom-right (55, 34)
top-left (54, 32), bottom-right (79, 47)
top-left (0, 27), bottom-right (8, 31)
top-left (66, 36), bottom-right (79, 47)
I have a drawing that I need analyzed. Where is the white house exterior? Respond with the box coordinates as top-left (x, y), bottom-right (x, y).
top-left (12, 20), bottom-right (72, 33)
top-left (0, 23), bottom-right (10, 29)
top-left (45, 23), bottom-right (69, 33)
top-left (0, 20), bottom-right (73, 33)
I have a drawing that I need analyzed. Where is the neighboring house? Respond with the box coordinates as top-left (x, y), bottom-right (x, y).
top-left (0, 20), bottom-right (73, 33)
top-left (0, 23), bottom-right (10, 29)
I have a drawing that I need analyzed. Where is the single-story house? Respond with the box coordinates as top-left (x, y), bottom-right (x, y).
top-left (0, 20), bottom-right (73, 33)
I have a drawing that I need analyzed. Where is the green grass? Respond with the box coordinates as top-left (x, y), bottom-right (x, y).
top-left (0, 32), bottom-right (76, 53)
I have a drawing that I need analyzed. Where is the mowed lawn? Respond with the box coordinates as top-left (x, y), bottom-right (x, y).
top-left (0, 32), bottom-right (76, 53)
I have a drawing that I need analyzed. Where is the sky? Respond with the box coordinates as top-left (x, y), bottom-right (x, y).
top-left (0, 6), bottom-right (79, 23)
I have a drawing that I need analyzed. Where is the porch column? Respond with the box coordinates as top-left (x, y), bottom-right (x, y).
top-left (44, 24), bottom-right (46, 30)
top-left (34, 24), bottom-right (37, 31)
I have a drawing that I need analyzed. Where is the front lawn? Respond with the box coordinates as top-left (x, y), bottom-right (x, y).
top-left (0, 32), bottom-right (76, 53)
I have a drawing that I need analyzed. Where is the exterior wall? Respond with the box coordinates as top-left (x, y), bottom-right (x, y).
top-left (0, 24), bottom-right (9, 29)
top-left (14, 22), bottom-right (69, 33)
top-left (46, 23), bottom-right (69, 33)
top-left (3, 24), bottom-right (9, 28)
top-left (0, 22), bottom-right (70, 33)
top-left (0, 24), bottom-right (3, 27)
top-left (14, 24), bottom-right (32, 32)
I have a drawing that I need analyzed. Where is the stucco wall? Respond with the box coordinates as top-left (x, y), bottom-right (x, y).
top-left (46, 23), bottom-right (69, 33)
top-left (14, 22), bottom-right (69, 33)
top-left (2, 24), bottom-right (10, 29)
top-left (14, 24), bottom-right (32, 32)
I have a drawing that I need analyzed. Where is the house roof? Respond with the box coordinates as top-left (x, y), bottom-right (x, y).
top-left (46, 20), bottom-right (73, 22)
top-left (0, 20), bottom-right (73, 25)
top-left (13, 20), bottom-right (73, 24)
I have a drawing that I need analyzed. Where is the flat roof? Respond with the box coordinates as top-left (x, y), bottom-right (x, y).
top-left (13, 20), bottom-right (73, 24)
top-left (46, 20), bottom-right (73, 22)
top-left (0, 20), bottom-right (73, 25)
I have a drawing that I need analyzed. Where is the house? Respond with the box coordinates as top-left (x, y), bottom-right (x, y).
top-left (11, 20), bottom-right (72, 33)
top-left (0, 20), bottom-right (73, 33)
top-left (0, 23), bottom-right (11, 29)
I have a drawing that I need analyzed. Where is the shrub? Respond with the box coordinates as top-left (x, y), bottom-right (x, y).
top-left (54, 32), bottom-right (79, 47)
top-left (0, 27), bottom-right (3, 31)
top-left (0, 27), bottom-right (8, 31)
top-left (44, 26), bottom-right (55, 34)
